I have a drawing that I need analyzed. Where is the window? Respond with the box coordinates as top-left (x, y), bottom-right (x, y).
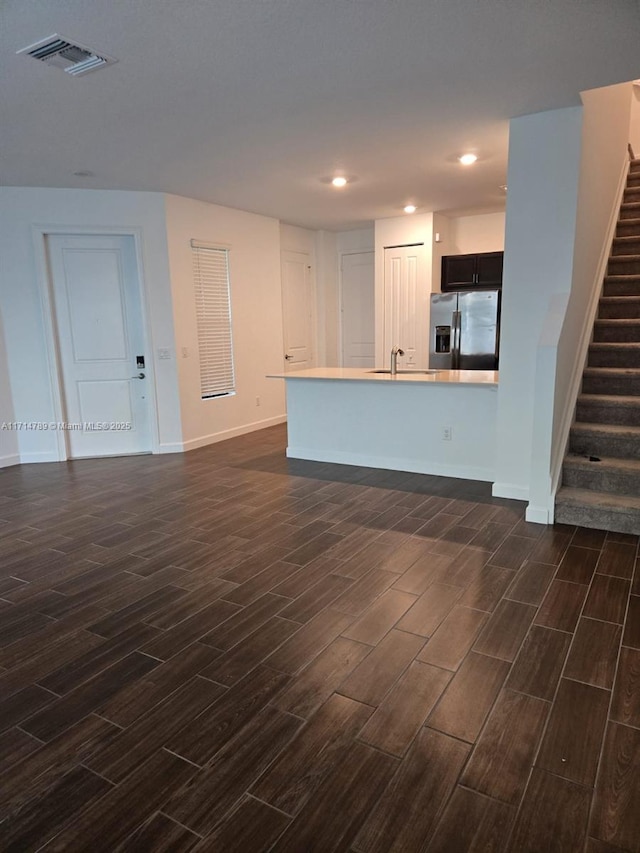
top-left (191, 240), bottom-right (235, 399)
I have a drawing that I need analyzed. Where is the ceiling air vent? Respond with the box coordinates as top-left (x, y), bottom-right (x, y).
top-left (17, 34), bottom-right (117, 76)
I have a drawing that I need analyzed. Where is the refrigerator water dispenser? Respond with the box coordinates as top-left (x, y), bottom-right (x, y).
top-left (435, 325), bottom-right (451, 353)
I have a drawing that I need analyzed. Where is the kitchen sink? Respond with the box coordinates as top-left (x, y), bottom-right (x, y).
top-left (368, 369), bottom-right (441, 374)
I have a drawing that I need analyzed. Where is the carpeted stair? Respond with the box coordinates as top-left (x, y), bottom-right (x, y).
top-left (556, 158), bottom-right (640, 533)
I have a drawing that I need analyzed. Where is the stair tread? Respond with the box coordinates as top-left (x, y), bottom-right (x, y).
top-left (564, 453), bottom-right (640, 472)
top-left (579, 393), bottom-right (640, 406)
top-left (594, 318), bottom-right (640, 324)
top-left (605, 274), bottom-right (640, 281)
top-left (589, 342), bottom-right (640, 348)
top-left (599, 295), bottom-right (640, 301)
top-left (556, 486), bottom-right (640, 512)
top-left (572, 422), bottom-right (640, 437)
top-left (583, 366), bottom-right (640, 375)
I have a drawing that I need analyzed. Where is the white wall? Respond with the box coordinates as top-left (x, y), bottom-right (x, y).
top-left (432, 213), bottom-right (453, 293)
top-left (337, 228), bottom-right (375, 254)
top-left (374, 213), bottom-right (434, 366)
top-left (0, 307), bottom-right (19, 467)
top-left (0, 187), bottom-right (182, 462)
top-left (315, 231), bottom-right (339, 366)
top-left (528, 82), bottom-right (633, 520)
top-left (450, 212), bottom-right (505, 255)
top-left (280, 223), bottom-right (316, 256)
top-left (494, 107), bottom-right (584, 500)
top-left (165, 194), bottom-right (285, 449)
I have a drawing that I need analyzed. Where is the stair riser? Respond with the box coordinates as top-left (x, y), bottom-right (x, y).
top-left (603, 280), bottom-right (640, 297)
top-left (619, 205), bottom-right (640, 220)
top-left (598, 300), bottom-right (640, 319)
top-left (607, 258), bottom-right (640, 276)
top-left (630, 161), bottom-right (640, 174)
top-left (555, 501), bottom-right (640, 535)
top-left (612, 241), bottom-right (640, 255)
top-left (570, 431), bottom-right (640, 460)
top-left (616, 221), bottom-right (640, 237)
top-left (588, 348), bottom-right (640, 368)
top-left (627, 174), bottom-right (640, 187)
top-left (624, 189), bottom-right (640, 202)
top-left (582, 374), bottom-right (640, 395)
top-left (576, 402), bottom-right (640, 427)
top-left (593, 323), bottom-right (640, 342)
top-left (563, 465), bottom-right (640, 495)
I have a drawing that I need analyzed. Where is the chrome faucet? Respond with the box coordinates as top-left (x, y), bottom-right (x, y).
top-left (390, 346), bottom-right (405, 375)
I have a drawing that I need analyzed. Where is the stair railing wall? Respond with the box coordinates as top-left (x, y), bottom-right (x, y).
top-left (526, 154), bottom-right (631, 523)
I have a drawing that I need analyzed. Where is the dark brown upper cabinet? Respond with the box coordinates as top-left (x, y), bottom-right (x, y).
top-left (441, 251), bottom-right (503, 292)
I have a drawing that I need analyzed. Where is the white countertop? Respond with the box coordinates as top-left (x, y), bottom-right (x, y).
top-left (267, 367), bottom-right (498, 386)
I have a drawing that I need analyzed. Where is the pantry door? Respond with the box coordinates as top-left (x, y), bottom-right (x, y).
top-left (281, 250), bottom-right (314, 371)
top-left (383, 244), bottom-right (428, 368)
top-left (341, 251), bottom-right (375, 367)
top-left (46, 234), bottom-right (151, 458)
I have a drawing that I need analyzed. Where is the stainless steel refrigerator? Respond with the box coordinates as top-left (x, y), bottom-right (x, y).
top-left (429, 290), bottom-right (500, 370)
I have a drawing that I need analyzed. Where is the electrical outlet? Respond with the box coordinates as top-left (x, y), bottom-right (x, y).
top-left (256, 396), bottom-right (261, 407)
top-left (442, 426), bottom-right (452, 441)
top-left (157, 347), bottom-right (171, 360)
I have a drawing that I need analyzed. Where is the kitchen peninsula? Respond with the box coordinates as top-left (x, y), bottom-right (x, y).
top-left (268, 367), bottom-right (498, 482)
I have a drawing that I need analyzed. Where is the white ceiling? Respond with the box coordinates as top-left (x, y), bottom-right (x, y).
top-left (2, 0), bottom-right (640, 231)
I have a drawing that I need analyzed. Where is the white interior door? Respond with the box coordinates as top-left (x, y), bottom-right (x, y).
top-left (46, 234), bottom-right (151, 458)
top-left (341, 251), bottom-right (375, 367)
top-left (281, 250), bottom-right (314, 371)
top-left (383, 244), bottom-right (428, 368)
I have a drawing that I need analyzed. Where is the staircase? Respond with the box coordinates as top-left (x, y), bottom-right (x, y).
top-left (555, 158), bottom-right (640, 534)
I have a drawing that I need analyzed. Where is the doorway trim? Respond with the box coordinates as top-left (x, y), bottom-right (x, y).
top-left (31, 224), bottom-right (160, 461)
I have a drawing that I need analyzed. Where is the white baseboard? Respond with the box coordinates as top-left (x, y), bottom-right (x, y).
top-left (0, 453), bottom-right (21, 469)
top-left (286, 445), bottom-right (495, 482)
top-left (181, 415), bottom-right (288, 453)
top-left (156, 442), bottom-right (185, 455)
top-left (18, 450), bottom-right (62, 464)
top-left (492, 481), bottom-right (530, 501)
top-left (525, 504), bottom-right (554, 525)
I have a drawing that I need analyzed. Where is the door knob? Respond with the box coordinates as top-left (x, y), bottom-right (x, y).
top-left (284, 354), bottom-right (293, 360)
top-left (131, 372), bottom-right (145, 379)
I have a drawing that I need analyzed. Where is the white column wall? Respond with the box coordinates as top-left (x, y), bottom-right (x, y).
top-left (494, 107), bottom-right (583, 500)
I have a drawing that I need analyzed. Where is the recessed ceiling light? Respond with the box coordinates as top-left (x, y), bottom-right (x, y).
top-left (331, 176), bottom-right (348, 188)
top-left (404, 204), bottom-right (417, 214)
top-left (458, 153), bottom-right (477, 166)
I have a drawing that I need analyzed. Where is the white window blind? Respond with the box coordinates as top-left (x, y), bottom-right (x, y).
top-left (191, 241), bottom-right (235, 399)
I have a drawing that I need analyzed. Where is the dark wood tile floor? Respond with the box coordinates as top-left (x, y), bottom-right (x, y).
top-left (1, 423), bottom-right (639, 852)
